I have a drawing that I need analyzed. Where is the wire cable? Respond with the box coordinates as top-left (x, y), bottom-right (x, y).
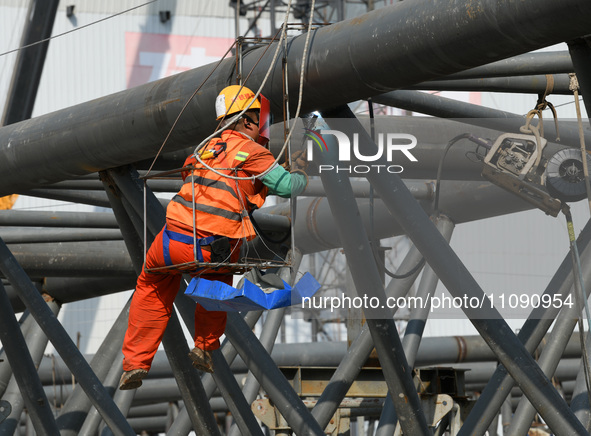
top-left (569, 73), bottom-right (591, 217)
top-left (192, 0), bottom-right (317, 181)
top-left (145, 39), bottom-right (239, 176)
top-left (0, 1), bottom-right (158, 59)
top-left (562, 206), bottom-right (591, 407)
top-left (433, 133), bottom-right (474, 213)
top-left (366, 99), bottom-right (426, 280)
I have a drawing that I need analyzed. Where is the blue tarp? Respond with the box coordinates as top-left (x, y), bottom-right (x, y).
top-left (184, 272), bottom-right (321, 312)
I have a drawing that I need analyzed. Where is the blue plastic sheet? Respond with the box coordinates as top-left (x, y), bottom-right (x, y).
top-left (184, 272), bottom-right (321, 312)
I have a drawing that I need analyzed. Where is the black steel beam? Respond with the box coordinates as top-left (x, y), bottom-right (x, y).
top-left (0, 240), bottom-right (135, 435)
top-left (1, 0), bottom-right (591, 195)
top-left (3, 241), bottom-right (135, 278)
top-left (568, 37), bottom-right (591, 123)
top-left (372, 90), bottom-right (591, 148)
top-left (0, 282), bottom-right (58, 435)
top-left (440, 51), bottom-right (574, 80)
top-left (323, 106), bottom-right (589, 435)
top-left (0, 210), bottom-right (118, 228)
top-left (408, 74), bottom-right (572, 95)
top-left (1, 0), bottom-right (59, 126)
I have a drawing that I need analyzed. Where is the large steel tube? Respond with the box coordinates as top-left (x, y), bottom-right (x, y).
top-left (438, 51), bottom-right (574, 80)
top-left (1, 0), bottom-right (591, 195)
top-left (0, 228), bottom-right (122, 244)
top-left (408, 74), bottom-right (572, 95)
top-left (372, 90), bottom-right (591, 148)
top-left (0, 210), bottom-right (119, 228)
top-left (3, 241), bottom-right (134, 278)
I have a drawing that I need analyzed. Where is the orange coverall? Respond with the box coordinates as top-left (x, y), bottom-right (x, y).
top-left (122, 130), bottom-right (277, 372)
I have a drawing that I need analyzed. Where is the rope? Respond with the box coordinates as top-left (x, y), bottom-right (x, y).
top-left (562, 206), bottom-right (591, 408)
top-left (0, 1), bottom-right (158, 59)
top-left (192, 0), bottom-right (318, 181)
top-left (146, 1), bottom-right (296, 177)
top-left (517, 77), bottom-right (562, 170)
top-left (569, 73), bottom-right (591, 217)
top-left (145, 39), bottom-right (239, 176)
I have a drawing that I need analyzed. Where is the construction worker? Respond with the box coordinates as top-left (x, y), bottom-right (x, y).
top-left (119, 85), bottom-right (308, 390)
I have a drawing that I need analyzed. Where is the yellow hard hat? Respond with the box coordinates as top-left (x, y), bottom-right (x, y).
top-left (215, 85), bottom-right (261, 120)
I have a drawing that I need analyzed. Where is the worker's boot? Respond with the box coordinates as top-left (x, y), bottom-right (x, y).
top-left (188, 347), bottom-right (214, 373)
top-left (118, 368), bottom-right (148, 390)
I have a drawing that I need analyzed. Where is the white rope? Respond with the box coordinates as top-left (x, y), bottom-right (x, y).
top-left (191, 0), bottom-right (317, 181)
top-left (569, 73), bottom-right (591, 217)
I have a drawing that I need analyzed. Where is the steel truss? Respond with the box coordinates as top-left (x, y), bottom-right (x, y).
top-left (1, 0), bottom-right (591, 435)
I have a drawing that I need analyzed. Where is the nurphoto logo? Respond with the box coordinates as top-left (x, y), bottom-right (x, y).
top-left (304, 128), bottom-right (418, 174)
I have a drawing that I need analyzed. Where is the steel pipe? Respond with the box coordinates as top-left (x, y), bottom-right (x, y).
top-left (458, 217), bottom-right (591, 435)
top-left (20, 189), bottom-right (112, 209)
top-left (0, 245), bottom-right (135, 435)
top-left (571, 332), bottom-right (591, 431)
top-left (282, 181), bottom-right (535, 254)
top-left (372, 90), bottom-right (591, 148)
top-left (78, 353), bottom-right (126, 436)
top-left (409, 74), bottom-right (573, 95)
top-left (37, 331), bottom-right (586, 387)
top-left (227, 252), bottom-right (302, 436)
top-left (0, 310), bottom-right (32, 396)
top-left (316, 115), bottom-right (431, 435)
top-left (0, 210), bottom-right (118, 228)
top-left (0, 228), bottom-right (123, 244)
top-left (211, 351), bottom-right (264, 436)
top-left (442, 51), bottom-right (574, 80)
top-left (0, 285), bottom-right (59, 435)
top-left (323, 106), bottom-right (588, 435)
top-left (568, 37), bottom-right (591, 123)
top-left (376, 215), bottom-right (455, 435)
top-left (1, 0), bottom-right (591, 195)
top-left (1, 0), bottom-right (59, 126)
top-left (225, 312), bottom-right (326, 435)
top-left (507, 249), bottom-right (591, 435)
top-left (166, 310), bottom-right (263, 436)
top-left (310, 234), bottom-right (426, 430)
top-left (4, 241), bottom-right (135, 278)
top-left (302, 179), bottom-right (433, 200)
top-left (56, 301), bottom-right (131, 436)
